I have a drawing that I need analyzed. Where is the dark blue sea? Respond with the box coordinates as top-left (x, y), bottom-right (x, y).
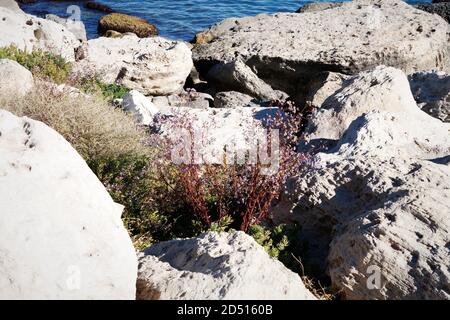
top-left (19, 0), bottom-right (431, 41)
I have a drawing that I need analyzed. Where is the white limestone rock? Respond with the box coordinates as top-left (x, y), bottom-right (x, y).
top-left (0, 7), bottom-right (80, 61)
top-left (0, 59), bottom-right (34, 97)
top-left (305, 65), bottom-right (424, 141)
top-left (122, 90), bottom-right (162, 126)
top-left (193, 0), bottom-right (450, 96)
top-left (137, 231), bottom-right (316, 300)
top-left (45, 13), bottom-right (87, 42)
top-left (74, 34), bottom-right (193, 96)
top-left (273, 65), bottom-right (450, 299)
top-left (0, 110), bottom-right (137, 299)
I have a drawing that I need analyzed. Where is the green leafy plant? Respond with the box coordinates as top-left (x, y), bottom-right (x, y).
top-left (68, 72), bottom-right (129, 101)
top-left (96, 81), bottom-right (130, 100)
top-left (0, 46), bottom-right (72, 84)
top-left (248, 224), bottom-right (292, 259)
top-left (208, 216), bottom-right (234, 233)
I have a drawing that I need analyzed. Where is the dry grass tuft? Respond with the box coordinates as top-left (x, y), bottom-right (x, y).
top-left (0, 82), bottom-right (147, 161)
top-left (291, 254), bottom-right (336, 300)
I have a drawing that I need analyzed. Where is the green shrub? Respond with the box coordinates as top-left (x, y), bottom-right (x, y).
top-left (89, 153), bottom-right (166, 250)
top-left (248, 224), bottom-right (293, 259)
top-left (208, 216), bottom-right (234, 233)
top-left (0, 46), bottom-right (72, 84)
top-left (96, 81), bottom-right (130, 100)
top-left (69, 73), bottom-right (129, 102)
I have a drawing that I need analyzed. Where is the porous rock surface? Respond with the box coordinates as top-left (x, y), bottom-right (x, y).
top-left (137, 231), bottom-right (316, 300)
top-left (0, 110), bottom-right (137, 299)
top-left (305, 65), bottom-right (424, 141)
top-left (74, 34), bottom-right (193, 96)
top-left (274, 66), bottom-right (450, 299)
top-left (0, 6), bottom-right (80, 61)
top-left (193, 0), bottom-right (450, 97)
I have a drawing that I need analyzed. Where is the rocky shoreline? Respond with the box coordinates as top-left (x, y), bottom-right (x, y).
top-left (0, 0), bottom-right (449, 300)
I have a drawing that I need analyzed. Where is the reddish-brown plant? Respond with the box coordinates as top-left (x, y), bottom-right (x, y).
top-left (151, 99), bottom-right (309, 232)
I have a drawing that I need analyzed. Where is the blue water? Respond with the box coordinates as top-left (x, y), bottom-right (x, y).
top-left (19, 0), bottom-right (430, 41)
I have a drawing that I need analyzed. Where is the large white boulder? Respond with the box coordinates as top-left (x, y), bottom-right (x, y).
top-left (74, 34), bottom-right (193, 96)
top-left (326, 112), bottom-right (450, 299)
top-left (193, 0), bottom-right (449, 98)
top-left (137, 231), bottom-right (316, 300)
top-left (0, 7), bottom-right (80, 61)
top-left (276, 111), bottom-right (450, 299)
top-left (273, 66), bottom-right (450, 299)
top-left (0, 59), bottom-right (34, 97)
top-left (305, 65), bottom-right (424, 141)
top-left (0, 110), bottom-right (137, 299)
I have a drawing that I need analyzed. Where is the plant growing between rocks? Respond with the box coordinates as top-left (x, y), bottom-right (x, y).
top-left (0, 47), bottom-right (129, 102)
top-left (68, 71), bottom-right (130, 101)
top-left (150, 99), bottom-right (307, 232)
top-left (0, 46), bottom-right (72, 84)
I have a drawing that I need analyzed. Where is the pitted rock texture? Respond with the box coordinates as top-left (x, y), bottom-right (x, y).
top-left (137, 232), bottom-right (317, 300)
top-left (193, 0), bottom-right (450, 97)
top-left (0, 110), bottom-right (137, 299)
